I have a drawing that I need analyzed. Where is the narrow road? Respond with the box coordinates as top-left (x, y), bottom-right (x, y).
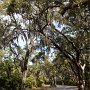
top-left (53, 85), bottom-right (78, 90)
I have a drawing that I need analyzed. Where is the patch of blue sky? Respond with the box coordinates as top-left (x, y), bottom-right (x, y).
top-left (53, 20), bottom-right (75, 37)
top-left (53, 20), bottom-right (64, 31)
top-left (17, 35), bottom-right (26, 48)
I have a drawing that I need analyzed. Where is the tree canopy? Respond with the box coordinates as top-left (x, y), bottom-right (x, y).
top-left (0, 0), bottom-right (90, 90)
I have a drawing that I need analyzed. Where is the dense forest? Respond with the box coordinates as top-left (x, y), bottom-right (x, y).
top-left (0, 0), bottom-right (90, 90)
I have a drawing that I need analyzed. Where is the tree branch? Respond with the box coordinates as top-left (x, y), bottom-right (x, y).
top-left (55, 29), bottom-right (79, 53)
top-left (35, 4), bottom-right (61, 15)
top-left (40, 31), bottom-right (75, 61)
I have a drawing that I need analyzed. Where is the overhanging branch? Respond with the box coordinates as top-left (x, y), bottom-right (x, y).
top-left (55, 29), bottom-right (79, 52)
top-left (40, 31), bottom-right (75, 61)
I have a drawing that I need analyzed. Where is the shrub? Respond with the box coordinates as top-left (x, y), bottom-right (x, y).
top-left (25, 75), bottom-right (36, 88)
top-left (0, 75), bottom-right (20, 90)
top-left (36, 77), bottom-right (45, 87)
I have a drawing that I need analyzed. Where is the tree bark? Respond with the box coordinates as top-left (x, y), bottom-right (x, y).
top-left (50, 76), bottom-right (56, 87)
top-left (21, 71), bottom-right (26, 90)
top-left (77, 64), bottom-right (85, 90)
top-left (78, 78), bottom-right (85, 90)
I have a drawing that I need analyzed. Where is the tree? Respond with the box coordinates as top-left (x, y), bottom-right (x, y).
top-left (27, 1), bottom-right (90, 90)
top-left (31, 0), bottom-right (90, 90)
top-left (0, 0), bottom-right (90, 90)
top-left (0, 0), bottom-right (35, 89)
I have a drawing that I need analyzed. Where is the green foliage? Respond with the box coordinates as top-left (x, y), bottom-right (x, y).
top-left (7, 0), bottom-right (17, 14)
top-left (0, 49), bottom-right (21, 90)
top-left (25, 75), bottom-right (45, 88)
top-left (0, 75), bottom-right (20, 90)
top-left (25, 75), bottom-right (36, 88)
top-left (36, 77), bottom-right (45, 87)
top-left (6, 75), bottom-right (20, 89)
top-left (36, 79), bottom-right (42, 87)
top-left (63, 78), bottom-right (77, 86)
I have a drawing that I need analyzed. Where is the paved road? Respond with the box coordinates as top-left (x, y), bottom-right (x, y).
top-left (53, 85), bottom-right (78, 90)
top-left (43, 85), bottom-right (78, 90)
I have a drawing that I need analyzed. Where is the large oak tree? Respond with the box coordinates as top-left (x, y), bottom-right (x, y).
top-left (0, 0), bottom-right (90, 90)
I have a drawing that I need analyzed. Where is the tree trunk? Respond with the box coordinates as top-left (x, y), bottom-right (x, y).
top-left (21, 71), bottom-right (26, 90)
top-left (78, 80), bottom-right (85, 90)
top-left (50, 76), bottom-right (56, 87)
top-left (77, 64), bottom-right (85, 90)
top-left (53, 76), bottom-right (57, 87)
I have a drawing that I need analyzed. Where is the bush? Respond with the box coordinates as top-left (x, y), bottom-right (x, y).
top-left (67, 80), bottom-right (77, 86)
top-left (0, 78), bottom-right (6, 89)
top-left (0, 75), bottom-right (20, 90)
top-left (36, 79), bottom-right (43, 87)
top-left (36, 76), bottom-right (45, 87)
top-left (25, 77), bottom-right (32, 88)
top-left (25, 75), bottom-right (36, 88)
top-left (5, 76), bottom-right (19, 90)
top-left (62, 78), bottom-right (77, 86)
top-left (25, 76), bottom-right (45, 88)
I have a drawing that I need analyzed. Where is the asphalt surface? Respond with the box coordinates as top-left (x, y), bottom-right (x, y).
top-left (53, 85), bottom-right (78, 90)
